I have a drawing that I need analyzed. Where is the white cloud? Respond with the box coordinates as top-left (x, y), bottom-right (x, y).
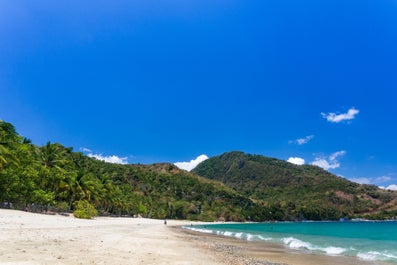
top-left (174, 154), bottom-right (208, 171)
top-left (350, 174), bottom-right (396, 189)
top-left (321, 107), bottom-right (359, 123)
top-left (349, 177), bottom-right (372, 185)
top-left (81, 147), bottom-right (128, 164)
top-left (290, 135), bottom-right (314, 145)
top-left (329, 150), bottom-right (346, 161)
top-left (311, 150), bottom-right (346, 170)
top-left (375, 176), bottom-right (392, 183)
top-left (311, 159), bottom-right (340, 170)
top-left (386, 184), bottom-right (397, 191)
top-left (87, 153), bottom-right (128, 164)
top-left (80, 147), bottom-right (92, 153)
top-left (287, 157), bottom-right (305, 165)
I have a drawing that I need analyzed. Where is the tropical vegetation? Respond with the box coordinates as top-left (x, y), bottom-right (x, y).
top-left (1, 120), bottom-right (396, 221)
top-left (193, 151), bottom-right (397, 220)
top-left (0, 120), bottom-right (254, 220)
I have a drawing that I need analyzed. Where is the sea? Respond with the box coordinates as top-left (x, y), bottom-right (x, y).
top-left (184, 221), bottom-right (397, 264)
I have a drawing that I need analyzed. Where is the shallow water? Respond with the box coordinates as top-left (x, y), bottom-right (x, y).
top-left (184, 221), bottom-right (397, 263)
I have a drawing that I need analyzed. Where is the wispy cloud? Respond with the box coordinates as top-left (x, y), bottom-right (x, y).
top-left (80, 147), bottom-right (92, 153)
top-left (350, 174), bottom-right (395, 190)
top-left (321, 107), bottom-right (359, 123)
top-left (290, 135), bottom-right (314, 145)
top-left (311, 150), bottom-right (346, 170)
top-left (329, 150), bottom-right (346, 161)
top-left (349, 177), bottom-right (371, 185)
top-left (287, 157), bottom-right (305, 165)
top-left (174, 154), bottom-right (208, 171)
top-left (375, 175), bottom-right (392, 183)
top-left (80, 147), bottom-right (128, 164)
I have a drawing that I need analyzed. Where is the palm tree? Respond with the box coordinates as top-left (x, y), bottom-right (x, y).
top-left (65, 171), bottom-right (101, 211)
top-left (38, 142), bottom-right (69, 169)
top-left (97, 173), bottom-right (115, 213)
top-left (0, 144), bottom-right (11, 168)
top-left (63, 152), bottom-right (104, 210)
top-left (35, 142), bottom-right (72, 196)
top-left (0, 120), bottom-right (20, 168)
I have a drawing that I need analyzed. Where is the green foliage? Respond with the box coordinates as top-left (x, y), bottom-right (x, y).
top-left (54, 201), bottom-right (69, 212)
top-left (0, 120), bottom-right (20, 169)
top-left (73, 200), bottom-right (98, 219)
top-left (32, 190), bottom-right (55, 206)
top-left (193, 151), bottom-right (397, 221)
top-left (1, 120), bottom-right (397, 222)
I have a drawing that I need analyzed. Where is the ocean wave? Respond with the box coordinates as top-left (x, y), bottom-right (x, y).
top-left (282, 237), bottom-right (312, 250)
top-left (235, 232), bottom-right (244, 238)
top-left (357, 251), bottom-right (397, 262)
top-left (186, 227), bottom-right (348, 257)
top-left (183, 226), bottom-right (214, 234)
top-left (185, 223), bottom-right (397, 264)
top-left (223, 231), bottom-right (234, 237)
top-left (322, 246), bottom-right (346, 255)
top-left (246, 234), bottom-right (272, 241)
top-left (282, 237), bottom-right (347, 256)
top-left (183, 227), bottom-right (273, 242)
top-left (358, 251), bottom-right (382, 261)
top-left (257, 235), bottom-right (272, 241)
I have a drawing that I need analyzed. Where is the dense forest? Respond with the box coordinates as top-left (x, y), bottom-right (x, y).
top-left (0, 120), bottom-right (259, 221)
top-left (193, 151), bottom-right (397, 220)
top-left (1, 120), bottom-right (397, 221)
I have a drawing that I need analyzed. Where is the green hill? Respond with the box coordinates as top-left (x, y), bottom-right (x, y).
top-left (1, 120), bottom-right (396, 221)
top-left (192, 151), bottom-right (397, 220)
top-left (0, 120), bottom-right (255, 221)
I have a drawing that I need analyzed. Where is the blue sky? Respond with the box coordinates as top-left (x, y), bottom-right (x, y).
top-left (1, 1), bottom-right (397, 189)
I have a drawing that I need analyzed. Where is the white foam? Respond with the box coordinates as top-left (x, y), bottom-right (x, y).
top-left (193, 229), bottom-right (264, 242)
top-left (357, 251), bottom-right (381, 261)
top-left (383, 252), bottom-right (397, 259)
top-left (224, 231), bottom-right (233, 237)
top-left (235, 232), bottom-right (244, 239)
top-left (282, 237), bottom-right (347, 256)
top-left (184, 227), bottom-right (213, 234)
top-left (357, 251), bottom-right (397, 262)
top-left (185, 225), bottom-right (397, 263)
top-left (323, 247), bottom-right (346, 255)
top-left (282, 237), bottom-right (312, 250)
top-left (257, 235), bottom-right (272, 241)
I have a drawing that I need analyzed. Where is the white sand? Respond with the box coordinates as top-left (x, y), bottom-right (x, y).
top-left (1, 209), bottom-right (382, 265)
top-left (0, 209), bottom-right (221, 265)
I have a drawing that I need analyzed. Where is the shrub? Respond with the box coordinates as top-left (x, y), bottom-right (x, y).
top-left (73, 200), bottom-right (98, 219)
top-left (53, 201), bottom-right (69, 212)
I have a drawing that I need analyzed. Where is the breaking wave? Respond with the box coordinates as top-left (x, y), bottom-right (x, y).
top-left (183, 224), bottom-right (397, 263)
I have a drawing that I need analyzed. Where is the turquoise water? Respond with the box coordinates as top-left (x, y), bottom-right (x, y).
top-left (184, 221), bottom-right (397, 263)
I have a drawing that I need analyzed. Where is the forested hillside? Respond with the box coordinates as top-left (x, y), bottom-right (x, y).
top-left (1, 120), bottom-right (396, 221)
top-left (0, 120), bottom-right (258, 221)
top-left (193, 151), bottom-right (397, 220)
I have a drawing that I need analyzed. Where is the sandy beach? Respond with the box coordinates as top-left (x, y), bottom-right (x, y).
top-left (0, 209), bottom-right (385, 265)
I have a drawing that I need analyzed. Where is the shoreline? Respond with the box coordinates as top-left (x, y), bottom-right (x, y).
top-left (0, 209), bottom-right (391, 265)
top-left (173, 225), bottom-right (392, 265)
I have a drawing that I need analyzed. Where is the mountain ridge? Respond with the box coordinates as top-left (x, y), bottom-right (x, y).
top-left (1, 120), bottom-right (396, 221)
top-left (192, 151), bottom-right (397, 220)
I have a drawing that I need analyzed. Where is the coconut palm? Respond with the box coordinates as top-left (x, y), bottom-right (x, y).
top-left (0, 120), bottom-right (20, 168)
top-left (35, 142), bottom-right (72, 197)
